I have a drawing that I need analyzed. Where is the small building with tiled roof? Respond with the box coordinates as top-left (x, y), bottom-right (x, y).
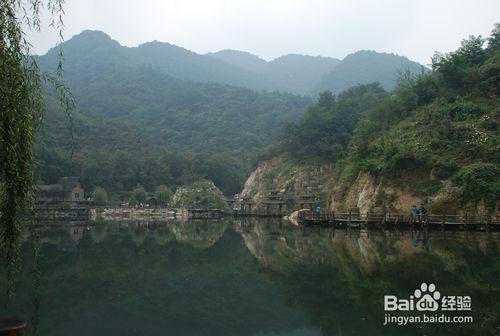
top-left (37, 177), bottom-right (86, 205)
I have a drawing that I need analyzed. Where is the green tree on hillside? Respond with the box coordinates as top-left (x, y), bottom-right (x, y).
top-left (92, 187), bottom-right (109, 206)
top-left (283, 84), bottom-right (387, 162)
top-left (131, 185), bottom-right (147, 205)
top-left (155, 185), bottom-right (173, 205)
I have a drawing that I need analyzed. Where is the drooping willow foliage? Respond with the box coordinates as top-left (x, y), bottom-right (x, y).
top-left (0, 0), bottom-right (72, 297)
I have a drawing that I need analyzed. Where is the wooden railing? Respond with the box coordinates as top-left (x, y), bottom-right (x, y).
top-left (302, 211), bottom-right (499, 228)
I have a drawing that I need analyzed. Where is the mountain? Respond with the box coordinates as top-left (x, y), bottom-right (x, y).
top-left (208, 51), bottom-right (340, 94)
top-left (267, 54), bottom-right (341, 95)
top-left (127, 42), bottom-right (276, 90)
top-left (205, 49), bottom-right (268, 73)
top-left (43, 30), bottom-right (427, 97)
top-left (36, 30), bottom-right (311, 195)
top-left (39, 40), bottom-right (310, 154)
top-left (35, 29), bottom-right (429, 196)
top-left (314, 50), bottom-right (428, 94)
top-left (40, 30), bottom-right (276, 91)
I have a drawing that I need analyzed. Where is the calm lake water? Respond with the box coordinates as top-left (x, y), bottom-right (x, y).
top-left (2, 219), bottom-right (499, 336)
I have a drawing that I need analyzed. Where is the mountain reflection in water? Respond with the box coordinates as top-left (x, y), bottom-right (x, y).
top-left (2, 219), bottom-right (499, 336)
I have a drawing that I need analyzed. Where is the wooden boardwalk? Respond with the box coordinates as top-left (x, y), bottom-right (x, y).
top-left (300, 212), bottom-right (500, 231)
top-left (232, 210), bottom-right (285, 218)
top-left (188, 209), bottom-right (227, 219)
top-left (34, 204), bottom-right (91, 220)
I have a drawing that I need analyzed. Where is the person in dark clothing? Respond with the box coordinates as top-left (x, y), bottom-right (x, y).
top-left (419, 204), bottom-right (429, 224)
top-left (411, 205), bottom-right (419, 224)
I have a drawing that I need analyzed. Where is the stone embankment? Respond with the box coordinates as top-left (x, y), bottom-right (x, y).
top-left (98, 208), bottom-right (177, 221)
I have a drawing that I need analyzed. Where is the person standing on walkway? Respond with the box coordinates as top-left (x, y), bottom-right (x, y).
top-left (315, 205), bottom-right (321, 216)
top-left (419, 204), bottom-right (429, 224)
top-left (412, 205), bottom-right (419, 224)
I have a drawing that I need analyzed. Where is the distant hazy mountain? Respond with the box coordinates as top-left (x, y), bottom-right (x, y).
top-left (208, 50), bottom-right (340, 94)
top-left (314, 50), bottom-right (428, 94)
top-left (39, 30), bottom-right (276, 91)
top-left (206, 49), bottom-right (268, 73)
top-left (267, 54), bottom-right (341, 94)
top-left (41, 30), bottom-right (427, 97)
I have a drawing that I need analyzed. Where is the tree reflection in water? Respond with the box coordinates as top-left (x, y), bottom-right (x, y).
top-left (1, 219), bottom-right (498, 336)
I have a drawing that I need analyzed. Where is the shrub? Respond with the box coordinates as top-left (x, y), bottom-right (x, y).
top-left (170, 180), bottom-right (229, 210)
top-left (155, 185), bottom-right (173, 205)
top-left (131, 185), bottom-right (147, 205)
top-left (454, 163), bottom-right (500, 212)
top-left (432, 159), bottom-right (459, 180)
top-left (92, 186), bottom-right (108, 206)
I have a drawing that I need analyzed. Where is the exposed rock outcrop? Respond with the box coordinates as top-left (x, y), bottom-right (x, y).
top-left (240, 156), bottom-right (498, 216)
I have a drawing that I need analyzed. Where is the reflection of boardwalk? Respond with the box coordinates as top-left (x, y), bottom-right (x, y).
top-left (300, 212), bottom-right (500, 231)
top-left (234, 220), bottom-right (500, 251)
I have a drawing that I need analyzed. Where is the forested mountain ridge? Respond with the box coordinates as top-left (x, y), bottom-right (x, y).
top-left (207, 48), bottom-right (427, 95)
top-left (35, 29), bottom-right (429, 200)
top-left (39, 30), bottom-right (275, 91)
top-left (39, 30), bottom-right (426, 95)
top-left (39, 46), bottom-right (311, 154)
top-left (246, 26), bottom-right (500, 216)
top-left (205, 49), bottom-right (269, 73)
top-left (208, 50), bottom-right (340, 94)
top-left (35, 31), bottom-right (311, 197)
top-left (37, 95), bottom-right (255, 197)
top-left (314, 50), bottom-right (428, 94)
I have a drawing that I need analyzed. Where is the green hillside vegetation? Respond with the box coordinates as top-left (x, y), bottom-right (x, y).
top-left (170, 180), bottom-right (230, 210)
top-left (54, 64), bottom-right (310, 155)
top-left (282, 83), bottom-right (388, 162)
top-left (278, 25), bottom-right (500, 212)
top-left (37, 95), bottom-right (250, 198)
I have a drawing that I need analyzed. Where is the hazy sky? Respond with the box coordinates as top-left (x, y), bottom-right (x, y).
top-left (26, 0), bottom-right (500, 65)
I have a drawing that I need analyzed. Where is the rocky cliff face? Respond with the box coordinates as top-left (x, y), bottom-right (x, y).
top-left (239, 157), bottom-right (334, 212)
top-left (241, 156), bottom-right (498, 216)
